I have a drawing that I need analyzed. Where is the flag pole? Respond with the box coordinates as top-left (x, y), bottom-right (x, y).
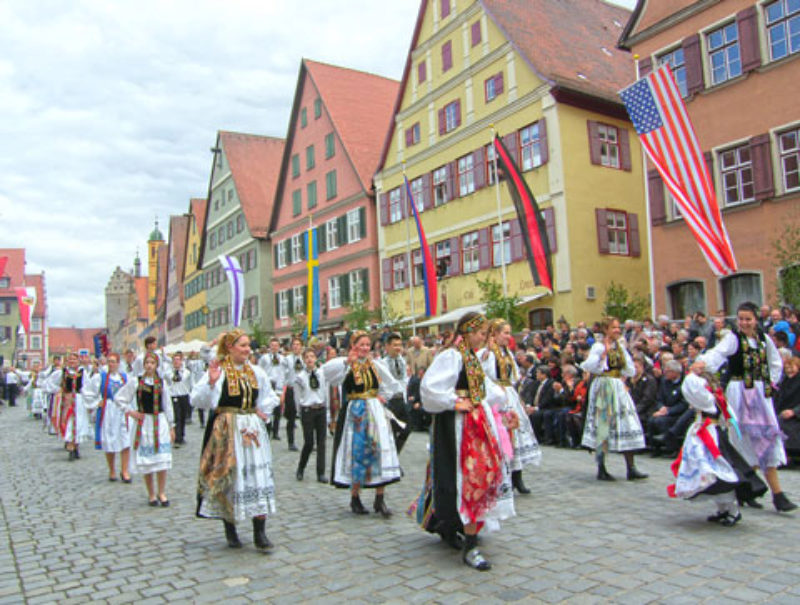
top-left (402, 162), bottom-right (417, 336)
top-left (490, 125), bottom-right (508, 297)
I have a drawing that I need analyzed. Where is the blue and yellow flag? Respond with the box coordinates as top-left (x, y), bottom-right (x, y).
top-left (306, 227), bottom-right (320, 338)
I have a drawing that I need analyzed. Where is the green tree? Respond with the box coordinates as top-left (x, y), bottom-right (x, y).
top-left (248, 320), bottom-right (268, 349)
top-left (476, 277), bottom-right (525, 330)
top-left (343, 292), bottom-right (380, 331)
top-left (602, 281), bottom-right (649, 322)
top-left (773, 218), bottom-right (800, 309)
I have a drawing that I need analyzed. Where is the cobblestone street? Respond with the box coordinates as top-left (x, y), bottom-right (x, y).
top-left (1, 403), bottom-right (799, 604)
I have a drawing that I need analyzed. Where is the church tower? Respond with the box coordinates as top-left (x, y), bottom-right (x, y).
top-left (147, 218), bottom-right (165, 321)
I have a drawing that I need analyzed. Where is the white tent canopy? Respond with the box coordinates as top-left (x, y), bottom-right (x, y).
top-left (163, 339), bottom-right (207, 355)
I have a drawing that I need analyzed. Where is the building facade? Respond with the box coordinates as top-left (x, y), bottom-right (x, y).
top-left (17, 273), bottom-right (47, 369)
top-left (620, 0), bottom-right (800, 317)
top-left (182, 198), bottom-right (208, 343)
top-left (164, 214), bottom-right (190, 345)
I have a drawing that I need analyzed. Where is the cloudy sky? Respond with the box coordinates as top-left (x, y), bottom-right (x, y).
top-left (0, 0), bottom-right (634, 329)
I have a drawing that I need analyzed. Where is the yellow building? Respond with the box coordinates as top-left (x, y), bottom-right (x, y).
top-left (182, 198), bottom-right (208, 342)
top-left (375, 0), bottom-right (650, 329)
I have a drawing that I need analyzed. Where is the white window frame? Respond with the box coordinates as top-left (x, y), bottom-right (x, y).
top-left (462, 231), bottom-right (480, 274)
top-left (520, 123), bottom-right (542, 170)
top-left (433, 166), bottom-right (448, 206)
top-left (492, 223), bottom-right (511, 267)
top-left (707, 22), bottom-right (742, 85)
top-left (392, 256), bottom-right (407, 289)
top-left (436, 240), bottom-right (451, 276)
top-left (412, 249), bottom-right (424, 285)
top-left (444, 101), bottom-right (458, 132)
top-left (719, 144), bottom-right (754, 207)
top-left (779, 126), bottom-right (800, 192)
top-left (458, 154), bottom-right (475, 196)
top-left (410, 176), bottom-right (425, 212)
top-left (293, 286), bottom-right (305, 314)
top-left (766, 0), bottom-right (800, 61)
top-left (389, 188), bottom-right (402, 223)
top-left (347, 209), bottom-right (361, 243)
top-left (349, 270), bottom-right (364, 303)
top-left (278, 290), bottom-right (289, 319)
top-left (31, 318), bottom-right (42, 331)
top-left (277, 240), bottom-right (287, 268)
top-left (31, 335), bottom-right (42, 350)
top-left (291, 234), bottom-right (303, 264)
top-left (326, 219), bottom-right (338, 251)
top-left (657, 47), bottom-right (688, 98)
top-left (328, 277), bottom-right (341, 309)
top-left (598, 124), bottom-right (620, 168)
top-left (606, 210), bottom-right (629, 255)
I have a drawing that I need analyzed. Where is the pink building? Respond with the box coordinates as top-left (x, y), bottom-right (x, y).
top-left (269, 59), bottom-right (399, 338)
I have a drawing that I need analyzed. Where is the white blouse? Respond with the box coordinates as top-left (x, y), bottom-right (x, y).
top-left (190, 363), bottom-right (278, 415)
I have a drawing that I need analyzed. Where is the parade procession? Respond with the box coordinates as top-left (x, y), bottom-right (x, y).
top-left (3, 0), bottom-right (800, 602)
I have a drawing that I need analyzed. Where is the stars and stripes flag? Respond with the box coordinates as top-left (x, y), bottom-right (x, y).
top-left (218, 254), bottom-right (245, 327)
top-left (306, 226), bottom-right (321, 336)
top-left (619, 63), bottom-right (737, 276)
top-left (404, 176), bottom-right (437, 317)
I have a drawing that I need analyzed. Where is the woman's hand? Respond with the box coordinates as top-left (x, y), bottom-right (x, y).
top-left (454, 398), bottom-right (473, 413)
top-left (126, 410), bottom-right (144, 421)
top-left (208, 359), bottom-right (221, 386)
top-left (780, 409), bottom-right (795, 419)
top-left (347, 350), bottom-right (358, 365)
top-left (256, 409), bottom-right (268, 421)
top-left (377, 395), bottom-right (387, 405)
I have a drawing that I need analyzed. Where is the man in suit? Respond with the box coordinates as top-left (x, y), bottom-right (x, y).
top-left (647, 360), bottom-right (687, 456)
top-left (526, 365), bottom-right (563, 444)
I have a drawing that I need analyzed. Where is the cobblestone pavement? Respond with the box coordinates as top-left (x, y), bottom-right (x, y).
top-left (1, 402), bottom-right (800, 604)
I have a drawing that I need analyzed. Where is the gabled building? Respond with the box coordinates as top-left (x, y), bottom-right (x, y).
top-left (198, 131), bottom-right (285, 341)
top-left (0, 249), bottom-right (26, 366)
top-left (182, 198), bottom-right (208, 342)
top-left (619, 0), bottom-right (800, 316)
top-left (375, 0), bottom-right (648, 330)
top-left (18, 273), bottom-right (47, 369)
top-left (165, 213), bottom-right (190, 345)
top-left (269, 59), bottom-right (399, 338)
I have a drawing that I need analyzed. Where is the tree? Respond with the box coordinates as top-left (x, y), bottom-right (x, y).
top-left (602, 281), bottom-right (649, 322)
top-left (773, 218), bottom-right (800, 309)
top-left (343, 293), bottom-right (380, 331)
top-left (248, 320), bottom-right (268, 349)
top-left (476, 277), bottom-right (525, 331)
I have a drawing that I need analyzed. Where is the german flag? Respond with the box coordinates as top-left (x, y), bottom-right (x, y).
top-left (492, 134), bottom-right (553, 291)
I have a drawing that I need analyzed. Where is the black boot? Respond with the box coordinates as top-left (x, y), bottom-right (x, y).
top-left (511, 470), bottom-right (531, 494)
top-left (74, 446), bottom-right (80, 459)
top-left (373, 493), bottom-right (392, 518)
top-left (223, 521), bottom-right (242, 548)
top-left (462, 534), bottom-right (491, 571)
top-left (252, 517), bottom-right (273, 550)
top-left (625, 453), bottom-right (647, 480)
top-left (68, 449), bottom-right (76, 461)
top-left (773, 492), bottom-right (798, 512)
top-left (596, 452), bottom-right (615, 481)
top-left (350, 495), bottom-right (369, 515)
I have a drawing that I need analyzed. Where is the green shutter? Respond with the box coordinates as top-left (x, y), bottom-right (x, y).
top-left (318, 223), bottom-right (327, 253)
top-left (361, 268), bottom-right (369, 297)
top-left (338, 215), bottom-right (347, 246)
top-left (287, 289), bottom-right (294, 315)
top-left (341, 274), bottom-right (350, 305)
top-left (359, 206), bottom-right (367, 239)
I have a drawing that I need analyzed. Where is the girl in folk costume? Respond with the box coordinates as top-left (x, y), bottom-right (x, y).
top-left (700, 301), bottom-right (797, 512)
top-left (580, 317), bottom-right (648, 481)
top-left (113, 352), bottom-right (175, 506)
top-left (191, 329), bottom-right (279, 551)
top-left (82, 352), bottom-right (132, 483)
top-left (478, 318), bottom-right (541, 495)
top-left (22, 361), bottom-right (46, 420)
top-left (668, 361), bottom-right (767, 526)
top-left (417, 312), bottom-right (515, 571)
top-left (44, 352), bottom-right (90, 460)
top-left (322, 330), bottom-right (406, 517)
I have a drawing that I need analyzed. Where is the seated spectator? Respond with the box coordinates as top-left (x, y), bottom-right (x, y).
top-left (517, 354), bottom-right (538, 407)
top-left (775, 356), bottom-right (800, 456)
top-left (527, 365), bottom-right (563, 444)
top-left (628, 356), bottom-right (658, 430)
top-left (647, 360), bottom-right (688, 456)
top-left (555, 365), bottom-right (588, 448)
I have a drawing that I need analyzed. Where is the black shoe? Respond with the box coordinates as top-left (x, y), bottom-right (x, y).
top-left (68, 450), bottom-right (76, 461)
top-left (462, 535), bottom-right (491, 571)
top-left (373, 494), bottom-right (392, 518)
top-left (511, 470), bottom-right (531, 495)
top-left (224, 521), bottom-right (242, 548)
top-left (350, 496), bottom-right (369, 515)
top-left (707, 511), bottom-right (728, 523)
top-left (649, 448), bottom-right (663, 458)
top-left (74, 447), bottom-right (80, 459)
top-left (597, 465), bottom-right (616, 481)
top-left (159, 498), bottom-right (170, 507)
top-left (288, 444), bottom-right (298, 452)
top-left (108, 476), bottom-right (118, 482)
top-left (272, 434), bottom-right (281, 441)
top-left (317, 475), bottom-right (328, 484)
top-left (253, 517), bottom-right (273, 550)
top-left (441, 530), bottom-right (464, 550)
top-left (721, 512), bottom-right (742, 527)
top-left (148, 499), bottom-right (159, 507)
top-left (773, 492), bottom-right (798, 512)
top-left (627, 467), bottom-right (649, 481)
top-left (296, 469), bottom-right (303, 481)
top-left (121, 475), bottom-right (132, 484)
top-left (651, 433), bottom-right (667, 445)
top-left (738, 496), bottom-right (764, 509)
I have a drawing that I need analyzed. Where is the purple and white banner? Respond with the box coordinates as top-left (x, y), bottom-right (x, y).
top-left (218, 254), bottom-right (245, 327)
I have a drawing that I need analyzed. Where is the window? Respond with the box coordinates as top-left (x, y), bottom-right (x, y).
top-left (471, 21), bottom-right (482, 47)
top-left (462, 231), bottom-right (480, 274)
top-left (668, 281), bottom-right (706, 319)
top-left (440, 0), bottom-right (450, 19)
top-left (278, 290), bottom-right (289, 319)
top-left (32, 318), bottom-right (41, 331)
top-left (520, 122), bottom-right (543, 170)
top-left (242, 296), bottom-right (258, 320)
top-left (292, 189), bottom-right (302, 216)
top-left (598, 124), bottom-right (620, 168)
top-left (392, 256), bottom-right (407, 289)
top-left (0, 302), bottom-right (9, 315)
top-left (0, 277), bottom-right (9, 288)
top-left (326, 170), bottom-right (337, 200)
top-left (721, 273), bottom-right (762, 313)
top-left (349, 270), bottom-right (365, 303)
top-left (410, 176), bottom-right (425, 212)
top-left (31, 335), bottom-right (41, 350)
top-left (277, 240), bottom-right (287, 268)
top-left (293, 286), bottom-right (305, 314)
top-left (405, 122), bottom-right (421, 147)
top-left (307, 181), bottom-right (317, 209)
top-left (485, 73), bottom-right (504, 102)
top-left (708, 22), bottom-right (742, 85)
top-left (300, 107), bottom-right (308, 128)
top-left (418, 61), bottom-right (427, 84)
top-left (412, 249), bottom-right (424, 285)
top-left (325, 133), bottom-right (335, 158)
top-left (347, 208), bottom-right (361, 243)
top-left (329, 277), bottom-right (341, 309)
top-left (444, 100), bottom-right (460, 132)
top-left (326, 219), bottom-right (338, 251)
top-left (314, 97), bottom-right (322, 119)
top-left (606, 210), bottom-right (629, 255)
top-left (227, 221), bottom-right (234, 239)
top-left (306, 145), bottom-right (315, 170)
top-left (218, 225), bottom-right (225, 245)
top-left (766, 0), bottom-right (800, 61)
top-left (236, 214), bottom-right (244, 233)
top-left (442, 40), bottom-right (452, 72)
top-left (720, 144), bottom-right (754, 206)
top-left (485, 144), bottom-right (497, 185)
top-left (291, 233), bottom-right (303, 264)
top-left (433, 166), bottom-right (449, 206)
top-left (492, 223), bottom-right (511, 267)
top-left (458, 154), bottom-right (475, 196)
top-left (779, 127), bottom-right (800, 191)
top-left (291, 154), bottom-right (300, 178)
top-left (227, 188), bottom-right (234, 203)
top-left (389, 187), bottom-right (403, 223)
top-left (214, 199), bottom-right (219, 211)
top-left (658, 47), bottom-right (688, 97)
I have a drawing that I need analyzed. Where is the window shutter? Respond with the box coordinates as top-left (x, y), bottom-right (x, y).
top-left (283, 240), bottom-right (291, 264)
top-left (628, 213), bottom-right (641, 257)
top-left (341, 275), bottom-right (350, 305)
top-left (361, 268), bottom-right (369, 297)
top-left (543, 207), bottom-right (557, 253)
top-left (638, 56), bottom-right (653, 77)
top-left (441, 0), bottom-right (450, 19)
top-left (495, 72), bottom-right (504, 95)
top-left (503, 131), bottom-right (518, 165)
top-left (473, 147), bottom-right (486, 190)
top-left (438, 108), bottom-right (446, 135)
top-left (287, 289), bottom-right (294, 316)
top-left (587, 121), bottom-right (601, 165)
top-left (447, 161), bottom-right (458, 199)
top-left (682, 34), bottom-right (704, 96)
top-left (318, 223), bottom-right (327, 253)
top-left (442, 41), bottom-right (452, 71)
top-left (619, 127), bottom-right (632, 171)
top-left (359, 206), bottom-right (367, 239)
top-left (338, 215), bottom-right (348, 246)
top-left (539, 118), bottom-right (549, 165)
top-left (454, 100), bottom-right (461, 128)
top-left (405, 127), bottom-right (413, 147)
top-left (478, 227), bottom-right (491, 269)
top-left (302, 286), bottom-right (308, 313)
top-left (422, 172), bottom-right (433, 210)
top-left (382, 258), bottom-right (392, 291)
top-left (273, 244), bottom-right (279, 269)
top-left (379, 192), bottom-right (388, 226)
top-left (449, 236), bottom-right (461, 275)
top-left (471, 21), bottom-right (481, 46)
top-left (750, 133), bottom-right (774, 201)
top-left (275, 293), bottom-right (280, 319)
top-left (737, 6), bottom-right (761, 73)
top-left (509, 219), bottom-right (523, 261)
top-left (648, 169), bottom-right (667, 225)
top-left (595, 208), bottom-right (610, 254)
top-left (300, 233), bottom-right (307, 261)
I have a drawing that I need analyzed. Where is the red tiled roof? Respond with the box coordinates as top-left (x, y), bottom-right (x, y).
top-left (48, 327), bottom-right (102, 355)
top-left (619, 0), bottom-right (695, 47)
top-left (134, 277), bottom-right (148, 320)
top-left (305, 59), bottom-right (399, 190)
top-left (23, 273), bottom-right (46, 318)
top-left (168, 214), bottom-right (190, 299)
top-left (220, 132), bottom-right (285, 238)
top-left (0, 248), bottom-right (25, 295)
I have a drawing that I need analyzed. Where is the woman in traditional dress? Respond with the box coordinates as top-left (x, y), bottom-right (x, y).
top-left (417, 312), bottom-right (515, 571)
top-left (478, 318), bottom-right (541, 494)
top-left (113, 352), bottom-right (174, 506)
top-left (700, 301), bottom-right (797, 512)
top-left (22, 361), bottom-right (46, 420)
top-left (580, 317), bottom-right (648, 481)
top-left (323, 330), bottom-right (405, 517)
top-left (83, 352), bottom-right (132, 482)
top-left (668, 362), bottom-right (767, 526)
top-left (191, 329), bottom-right (278, 551)
top-left (44, 352), bottom-right (90, 460)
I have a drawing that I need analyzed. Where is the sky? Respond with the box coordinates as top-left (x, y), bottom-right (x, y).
top-left (0, 0), bottom-right (636, 329)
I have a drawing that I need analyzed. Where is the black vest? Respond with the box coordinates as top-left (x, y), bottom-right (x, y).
top-left (218, 377), bottom-right (259, 410)
top-left (343, 366), bottom-right (379, 397)
top-left (137, 380), bottom-right (156, 414)
top-left (727, 329), bottom-right (767, 378)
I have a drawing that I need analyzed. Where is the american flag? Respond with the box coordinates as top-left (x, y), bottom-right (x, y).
top-left (620, 64), bottom-right (737, 276)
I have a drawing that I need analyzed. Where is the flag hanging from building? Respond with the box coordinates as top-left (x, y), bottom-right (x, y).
top-left (15, 287), bottom-right (35, 335)
top-left (619, 63), bottom-right (737, 276)
top-left (218, 254), bottom-right (245, 327)
top-left (404, 176), bottom-right (437, 317)
top-left (492, 135), bottom-right (553, 291)
top-left (306, 227), bottom-right (320, 337)
top-left (0, 256), bottom-right (7, 279)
